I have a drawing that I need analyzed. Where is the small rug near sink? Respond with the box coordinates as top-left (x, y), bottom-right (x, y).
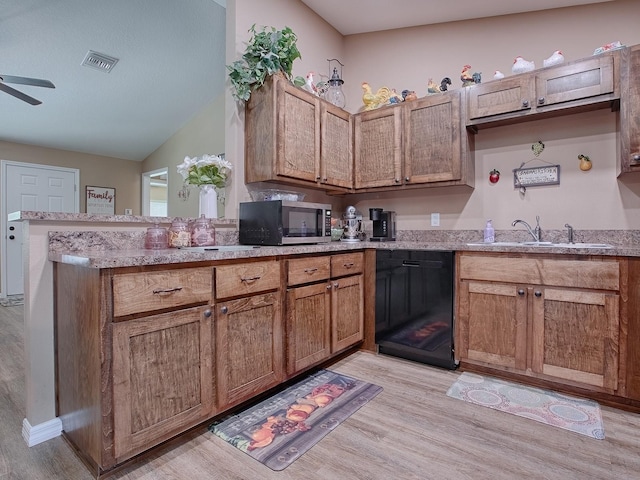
top-left (209, 369), bottom-right (382, 470)
top-left (447, 372), bottom-right (604, 439)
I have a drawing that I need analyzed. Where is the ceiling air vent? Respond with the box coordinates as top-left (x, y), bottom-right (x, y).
top-left (81, 50), bottom-right (119, 73)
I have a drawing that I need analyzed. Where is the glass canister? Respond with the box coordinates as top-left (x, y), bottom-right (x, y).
top-left (168, 217), bottom-right (191, 248)
top-left (190, 214), bottom-right (216, 247)
top-left (144, 223), bottom-right (169, 249)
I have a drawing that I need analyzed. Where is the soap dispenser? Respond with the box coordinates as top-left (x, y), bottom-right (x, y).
top-left (484, 220), bottom-right (495, 243)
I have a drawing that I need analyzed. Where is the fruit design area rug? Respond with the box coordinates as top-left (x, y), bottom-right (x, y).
top-left (209, 369), bottom-right (383, 471)
top-left (447, 372), bottom-right (605, 440)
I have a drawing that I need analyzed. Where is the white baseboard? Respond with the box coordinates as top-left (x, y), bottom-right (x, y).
top-left (22, 417), bottom-right (62, 447)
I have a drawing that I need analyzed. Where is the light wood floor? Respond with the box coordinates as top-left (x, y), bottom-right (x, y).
top-left (2, 303), bottom-right (640, 480)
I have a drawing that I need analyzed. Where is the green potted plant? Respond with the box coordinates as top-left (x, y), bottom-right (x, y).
top-left (227, 24), bottom-right (302, 102)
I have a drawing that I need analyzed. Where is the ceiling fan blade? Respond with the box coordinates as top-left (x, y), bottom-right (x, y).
top-left (0, 75), bottom-right (55, 88)
top-left (0, 81), bottom-right (42, 105)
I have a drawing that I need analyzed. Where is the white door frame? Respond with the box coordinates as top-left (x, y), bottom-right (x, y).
top-left (142, 167), bottom-right (168, 216)
top-left (0, 160), bottom-right (80, 298)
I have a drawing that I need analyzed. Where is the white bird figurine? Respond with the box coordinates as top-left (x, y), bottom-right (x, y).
top-left (512, 56), bottom-right (536, 75)
top-left (543, 50), bottom-right (565, 68)
top-left (493, 70), bottom-right (505, 80)
top-left (303, 71), bottom-right (318, 96)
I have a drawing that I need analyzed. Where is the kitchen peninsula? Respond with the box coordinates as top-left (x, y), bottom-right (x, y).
top-left (10, 211), bottom-right (640, 475)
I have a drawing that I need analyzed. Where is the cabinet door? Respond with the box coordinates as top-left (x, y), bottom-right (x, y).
top-left (353, 106), bottom-right (402, 189)
top-left (216, 292), bottom-right (283, 409)
top-left (331, 274), bottom-right (364, 352)
top-left (620, 45), bottom-right (640, 174)
top-left (320, 103), bottom-right (353, 189)
top-left (112, 306), bottom-right (214, 460)
top-left (458, 281), bottom-right (527, 370)
top-left (276, 82), bottom-right (320, 182)
top-left (286, 282), bottom-right (331, 375)
top-left (530, 287), bottom-right (619, 390)
top-left (404, 92), bottom-right (462, 183)
top-left (467, 76), bottom-right (534, 120)
top-left (535, 55), bottom-right (614, 108)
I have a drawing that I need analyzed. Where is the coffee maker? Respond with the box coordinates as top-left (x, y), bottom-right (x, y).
top-left (369, 208), bottom-right (396, 241)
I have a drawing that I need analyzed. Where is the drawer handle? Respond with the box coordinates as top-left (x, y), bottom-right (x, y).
top-left (342, 262), bottom-right (355, 269)
top-left (152, 287), bottom-right (183, 295)
top-left (304, 268), bottom-right (318, 274)
top-left (240, 275), bottom-right (262, 283)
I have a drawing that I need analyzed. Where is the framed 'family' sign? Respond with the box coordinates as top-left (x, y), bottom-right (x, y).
top-left (86, 186), bottom-right (116, 214)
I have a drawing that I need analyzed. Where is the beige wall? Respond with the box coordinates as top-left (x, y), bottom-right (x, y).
top-left (228, 0), bottom-right (640, 232)
top-left (0, 140), bottom-right (142, 215)
top-left (143, 95), bottom-right (226, 218)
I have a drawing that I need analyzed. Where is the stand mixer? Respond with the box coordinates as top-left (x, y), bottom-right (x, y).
top-left (341, 206), bottom-right (364, 242)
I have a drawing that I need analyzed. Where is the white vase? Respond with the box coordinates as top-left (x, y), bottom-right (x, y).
top-left (199, 185), bottom-right (218, 219)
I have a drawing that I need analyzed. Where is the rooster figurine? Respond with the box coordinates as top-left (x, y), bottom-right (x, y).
top-left (303, 72), bottom-right (319, 96)
top-left (494, 70), bottom-right (505, 80)
top-left (512, 56), bottom-right (536, 74)
top-left (361, 82), bottom-right (395, 110)
top-left (543, 50), bottom-right (565, 68)
top-left (427, 78), bottom-right (441, 94)
top-left (402, 89), bottom-right (417, 102)
top-left (461, 65), bottom-right (474, 87)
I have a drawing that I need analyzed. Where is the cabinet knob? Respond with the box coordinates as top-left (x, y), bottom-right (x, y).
top-left (518, 289), bottom-right (525, 296)
top-left (323, 177), bottom-right (328, 181)
top-left (9, 235), bottom-right (15, 240)
top-left (534, 291), bottom-right (542, 297)
top-left (326, 284), bottom-right (332, 290)
top-left (220, 306), bottom-right (228, 314)
top-left (522, 99), bottom-right (529, 108)
top-left (333, 282), bottom-right (339, 289)
top-left (632, 154), bottom-right (640, 163)
top-left (204, 309), bottom-right (212, 318)
top-left (537, 97), bottom-right (545, 105)
top-left (394, 178), bottom-right (401, 183)
top-left (405, 176), bottom-right (410, 182)
top-left (316, 176), bottom-right (321, 180)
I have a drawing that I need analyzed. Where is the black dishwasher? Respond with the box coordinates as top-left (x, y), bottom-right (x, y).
top-left (375, 250), bottom-right (456, 369)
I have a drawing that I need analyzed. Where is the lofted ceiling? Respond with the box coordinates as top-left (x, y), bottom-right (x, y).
top-left (0, 0), bottom-right (614, 161)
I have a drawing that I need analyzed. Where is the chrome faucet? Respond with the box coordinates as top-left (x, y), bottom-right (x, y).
top-left (565, 223), bottom-right (574, 244)
top-left (512, 216), bottom-right (542, 242)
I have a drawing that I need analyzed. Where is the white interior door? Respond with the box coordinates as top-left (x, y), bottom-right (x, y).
top-left (1, 160), bottom-right (79, 297)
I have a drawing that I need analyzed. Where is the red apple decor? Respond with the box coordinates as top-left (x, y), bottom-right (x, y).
top-left (489, 169), bottom-right (500, 183)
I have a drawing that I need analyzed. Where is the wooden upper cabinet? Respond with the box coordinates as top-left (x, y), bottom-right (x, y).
top-left (404, 92), bottom-right (463, 184)
top-left (353, 105), bottom-right (403, 189)
top-left (467, 76), bottom-right (535, 120)
top-left (244, 73), bottom-right (353, 192)
top-left (619, 44), bottom-right (640, 175)
top-left (467, 51), bottom-right (619, 127)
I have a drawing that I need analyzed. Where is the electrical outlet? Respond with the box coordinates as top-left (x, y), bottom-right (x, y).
top-left (124, 208), bottom-right (133, 215)
top-left (431, 213), bottom-right (440, 227)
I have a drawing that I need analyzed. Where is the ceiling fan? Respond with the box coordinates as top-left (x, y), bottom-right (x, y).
top-left (0, 74), bottom-right (55, 105)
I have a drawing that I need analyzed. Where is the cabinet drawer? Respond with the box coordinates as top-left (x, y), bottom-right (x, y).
top-left (287, 256), bottom-right (330, 286)
top-left (459, 255), bottom-right (619, 290)
top-left (331, 252), bottom-right (364, 277)
top-left (113, 267), bottom-right (213, 317)
top-left (215, 260), bottom-right (280, 299)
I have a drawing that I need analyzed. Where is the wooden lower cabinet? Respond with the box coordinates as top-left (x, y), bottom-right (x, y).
top-left (285, 252), bottom-right (365, 376)
top-left (457, 253), bottom-right (620, 393)
top-left (112, 306), bottom-right (214, 460)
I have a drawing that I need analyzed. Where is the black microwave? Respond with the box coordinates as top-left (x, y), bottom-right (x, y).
top-left (239, 200), bottom-right (332, 245)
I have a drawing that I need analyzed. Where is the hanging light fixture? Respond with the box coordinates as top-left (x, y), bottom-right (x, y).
top-left (325, 58), bottom-right (346, 108)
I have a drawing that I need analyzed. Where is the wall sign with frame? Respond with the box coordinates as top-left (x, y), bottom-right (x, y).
top-left (513, 165), bottom-right (560, 188)
top-left (86, 186), bottom-right (116, 214)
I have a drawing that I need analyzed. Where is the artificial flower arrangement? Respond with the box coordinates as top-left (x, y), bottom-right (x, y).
top-left (177, 154), bottom-right (232, 189)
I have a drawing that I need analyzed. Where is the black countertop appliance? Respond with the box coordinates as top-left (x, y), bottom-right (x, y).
top-left (369, 208), bottom-right (396, 241)
top-left (375, 249), bottom-right (456, 369)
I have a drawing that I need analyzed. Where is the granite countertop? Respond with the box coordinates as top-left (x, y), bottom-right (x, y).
top-left (49, 240), bottom-right (640, 269)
